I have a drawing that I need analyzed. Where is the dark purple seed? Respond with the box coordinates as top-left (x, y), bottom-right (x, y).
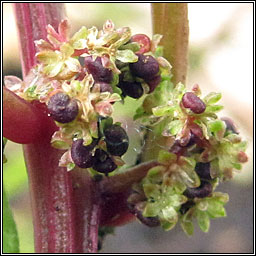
top-left (84, 56), bottom-right (113, 83)
top-left (104, 124), bottom-right (129, 156)
top-left (184, 181), bottom-right (212, 199)
top-left (71, 139), bottom-right (95, 168)
top-left (180, 201), bottom-right (195, 215)
top-left (129, 54), bottom-right (159, 80)
top-left (47, 92), bottom-right (79, 123)
top-left (92, 149), bottom-right (117, 174)
top-left (118, 80), bottom-right (143, 99)
top-left (182, 92), bottom-right (206, 114)
top-left (97, 82), bottom-right (113, 93)
top-left (195, 162), bottom-right (212, 180)
top-left (221, 117), bottom-right (239, 134)
top-left (145, 75), bottom-right (161, 93)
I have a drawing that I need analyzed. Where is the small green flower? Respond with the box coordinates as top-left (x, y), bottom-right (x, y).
top-left (180, 192), bottom-right (229, 235)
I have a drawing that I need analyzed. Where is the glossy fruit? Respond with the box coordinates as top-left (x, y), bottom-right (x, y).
top-left (195, 162), bottom-right (212, 180)
top-left (84, 56), bottom-right (113, 83)
top-left (129, 54), bottom-right (159, 80)
top-left (118, 80), bottom-right (143, 99)
top-left (47, 92), bottom-right (78, 123)
top-left (71, 139), bottom-right (95, 168)
top-left (184, 181), bottom-right (212, 199)
top-left (182, 92), bottom-right (206, 114)
top-left (92, 149), bottom-right (117, 174)
top-left (104, 124), bottom-right (129, 156)
top-left (130, 34), bottom-right (151, 54)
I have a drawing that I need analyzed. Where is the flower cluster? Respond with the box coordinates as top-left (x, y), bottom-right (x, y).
top-left (4, 20), bottom-right (166, 174)
top-left (5, 19), bottom-right (248, 234)
top-left (128, 79), bottom-right (248, 234)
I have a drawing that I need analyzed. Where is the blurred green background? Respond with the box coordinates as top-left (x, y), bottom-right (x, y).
top-left (3, 3), bottom-right (253, 253)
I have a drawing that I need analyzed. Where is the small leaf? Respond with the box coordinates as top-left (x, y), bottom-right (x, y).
top-left (143, 184), bottom-right (160, 199)
top-left (205, 105), bottom-right (224, 113)
top-left (146, 165), bottom-right (166, 183)
top-left (181, 219), bottom-right (194, 236)
top-left (204, 92), bottom-right (222, 105)
top-left (208, 120), bottom-right (226, 134)
top-left (3, 187), bottom-right (19, 253)
top-left (162, 206), bottom-right (178, 222)
top-left (65, 57), bottom-right (80, 72)
top-left (158, 150), bottom-right (177, 165)
top-left (118, 42), bottom-right (140, 52)
top-left (160, 220), bottom-right (176, 231)
top-left (36, 50), bottom-right (60, 64)
top-left (196, 210), bottom-right (210, 232)
top-left (167, 120), bottom-right (183, 135)
top-left (4, 76), bottom-right (23, 92)
top-left (152, 105), bottom-right (175, 117)
top-left (143, 203), bottom-right (160, 217)
top-left (206, 200), bottom-right (227, 218)
top-left (70, 26), bottom-right (88, 49)
top-left (116, 49), bottom-right (138, 63)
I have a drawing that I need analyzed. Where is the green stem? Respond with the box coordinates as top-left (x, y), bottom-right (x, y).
top-left (140, 4), bottom-right (189, 162)
top-left (151, 3), bottom-right (189, 85)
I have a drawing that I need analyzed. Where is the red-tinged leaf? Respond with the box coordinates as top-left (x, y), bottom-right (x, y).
top-left (3, 87), bottom-right (42, 144)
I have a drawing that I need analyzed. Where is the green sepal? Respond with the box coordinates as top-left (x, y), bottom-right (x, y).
top-left (196, 210), bottom-right (210, 232)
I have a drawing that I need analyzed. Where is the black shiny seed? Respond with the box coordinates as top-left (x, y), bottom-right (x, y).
top-left (184, 181), bottom-right (213, 199)
top-left (195, 162), bottom-right (212, 180)
top-left (47, 92), bottom-right (79, 123)
top-left (130, 54), bottom-right (159, 80)
top-left (104, 125), bottom-right (129, 156)
top-left (118, 80), bottom-right (143, 99)
top-left (182, 92), bottom-right (206, 114)
top-left (92, 149), bottom-right (117, 174)
top-left (84, 56), bottom-right (113, 83)
top-left (71, 139), bottom-right (96, 168)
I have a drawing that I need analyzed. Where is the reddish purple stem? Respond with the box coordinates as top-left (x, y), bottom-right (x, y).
top-left (13, 3), bottom-right (100, 253)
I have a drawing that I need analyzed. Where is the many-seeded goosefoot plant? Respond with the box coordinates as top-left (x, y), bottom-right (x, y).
top-left (3, 3), bottom-right (248, 253)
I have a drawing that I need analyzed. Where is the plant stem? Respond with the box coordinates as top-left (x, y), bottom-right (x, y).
top-left (140, 3), bottom-right (189, 162)
top-left (13, 3), bottom-right (100, 253)
top-left (151, 3), bottom-right (189, 85)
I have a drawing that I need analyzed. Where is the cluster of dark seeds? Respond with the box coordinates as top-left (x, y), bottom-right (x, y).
top-left (69, 122), bottom-right (129, 175)
top-left (116, 34), bottom-right (161, 99)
